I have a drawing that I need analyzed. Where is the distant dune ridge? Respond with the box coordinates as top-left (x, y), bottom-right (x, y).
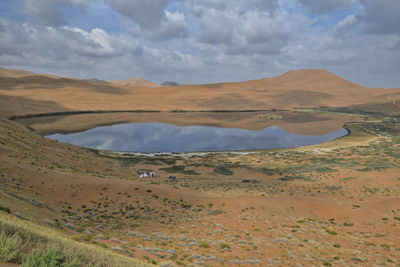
top-left (107, 78), bottom-right (161, 88)
top-left (161, 81), bottom-right (180, 87)
top-left (0, 67), bottom-right (399, 118)
top-left (0, 67), bottom-right (61, 79)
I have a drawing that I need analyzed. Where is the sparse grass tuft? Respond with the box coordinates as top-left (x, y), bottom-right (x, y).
top-left (213, 165), bottom-right (234, 175)
top-left (0, 213), bottom-right (152, 266)
top-left (160, 165), bottom-right (200, 175)
top-left (0, 231), bottom-right (22, 263)
top-left (22, 248), bottom-right (80, 267)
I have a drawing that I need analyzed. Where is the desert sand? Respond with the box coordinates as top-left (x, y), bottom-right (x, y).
top-left (0, 67), bottom-right (399, 266)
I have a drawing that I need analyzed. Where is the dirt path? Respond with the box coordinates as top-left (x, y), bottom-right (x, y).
top-left (0, 261), bottom-right (19, 267)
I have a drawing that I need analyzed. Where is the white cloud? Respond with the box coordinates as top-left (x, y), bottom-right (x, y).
top-left (21, 0), bottom-right (88, 26)
top-left (298, 0), bottom-right (356, 14)
top-left (0, 17), bottom-right (204, 82)
top-left (0, 0), bottom-right (399, 87)
top-left (360, 0), bottom-right (400, 35)
top-left (332, 15), bottom-right (357, 35)
top-left (186, 1), bottom-right (310, 55)
top-left (105, 0), bottom-right (187, 40)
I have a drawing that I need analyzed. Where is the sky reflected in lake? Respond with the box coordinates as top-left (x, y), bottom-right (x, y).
top-left (46, 123), bottom-right (348, 152)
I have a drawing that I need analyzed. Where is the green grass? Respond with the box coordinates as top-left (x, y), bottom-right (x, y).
top-left (315, 167), bottom-right (337, 173)
top-left (213, 165), bottom-right (234, 175)
top-left (0, 212), bottom-right (153, 267)
top-left (22, 248), bottom-right (80, 267)
top-left (0, 231), bottom-right (22, 263)
top-left (159, 165), bottom-right (200, 175)
top-left (0, 206), bottom-right (11, 214)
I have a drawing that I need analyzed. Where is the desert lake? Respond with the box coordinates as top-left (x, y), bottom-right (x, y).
top-left (46, 122), bottom-right (348, 152)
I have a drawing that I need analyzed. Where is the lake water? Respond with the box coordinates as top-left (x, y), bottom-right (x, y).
top-left (46, 122), bottom-right (348, 152)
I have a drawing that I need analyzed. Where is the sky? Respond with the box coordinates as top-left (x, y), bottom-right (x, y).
top-left (0, 0), bottom-right (399, 87)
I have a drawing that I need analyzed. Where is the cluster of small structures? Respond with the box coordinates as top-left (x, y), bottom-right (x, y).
top-left (137, 169), bottom-right (178, 181)
top-left (137, 169), bottom-right (157, 178)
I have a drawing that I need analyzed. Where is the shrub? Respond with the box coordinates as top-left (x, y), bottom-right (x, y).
top-left (0, 231), bottom-right (22, 263)
top-left (315, 167), bottom-right (337, 173)
top-left (22, 248), bottom-right (80, 267)
top-left (199, 242), bottom-right (210, 248)
top-left (213, 165), bottom-right (233, 175)
top-left (220, 243), bottom-right (230, 249)
top-left (0, 206), bottom-right (11, 214)
top-left (160, 165), bottom-right (199, 175)
top-left (0, 213), bottom-right (153, 267)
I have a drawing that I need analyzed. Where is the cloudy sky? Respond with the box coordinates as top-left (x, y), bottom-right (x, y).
top-left (0, 0), bottom-right (399, 87)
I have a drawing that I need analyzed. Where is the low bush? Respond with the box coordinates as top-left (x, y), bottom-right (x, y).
top-left (22, 248), bottom-right (80, 267)
top-left (0, 231), bottom-right (22, 263)
top-left (0, 213), bottom-right (152, 266)
top-left (160, 165), bottom-right (200, 175)
top-left (213, 165), bottom-right (234, 175)
top-left (0, 206), bottom-right (11, 214)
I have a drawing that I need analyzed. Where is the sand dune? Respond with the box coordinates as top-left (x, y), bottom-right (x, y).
top-left (107, 78), bottom-right (161, 88)
top-left (0, 67), bottom-right (399, 266)
top-left (0, 68), bottom-right (399, 118)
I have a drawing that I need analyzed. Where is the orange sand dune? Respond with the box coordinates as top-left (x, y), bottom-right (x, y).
top-left (0, 68), bottom-right (399, 117)
top-left (107, 78), bottom-right (161, 88)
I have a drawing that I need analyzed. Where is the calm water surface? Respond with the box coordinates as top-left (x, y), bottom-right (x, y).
top-left (46, 122), bottom-right (348, 152)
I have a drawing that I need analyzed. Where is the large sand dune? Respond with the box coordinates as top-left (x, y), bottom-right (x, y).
top-left (1, 68), bottom-right (399, 118)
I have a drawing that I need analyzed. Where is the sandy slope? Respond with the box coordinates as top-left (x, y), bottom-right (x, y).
top-left (107, 78), bottom-right (161, 88)
top-left (0, 68), bottom-right (399, 118)
top-left (0, 117), bottom-right (399, 266)
top-left (0, 67), bottom-right (399, 266)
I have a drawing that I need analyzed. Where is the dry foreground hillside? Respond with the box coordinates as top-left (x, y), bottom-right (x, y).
top-left (0, 67), bottom-right (399, 266)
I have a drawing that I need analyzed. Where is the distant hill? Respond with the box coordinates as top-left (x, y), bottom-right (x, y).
top-left (0, 67), bottom-right (399, 117)
top-left (258, 69), bottom-right (365, 92)
top-left (161, 81), bottom-right (179, 87)
top-left (108, 78), bottom-right (160, 88)
top-left (0, 67), bottom-right (60, 79)
top-left (84, 78), bottom-right (109, 84)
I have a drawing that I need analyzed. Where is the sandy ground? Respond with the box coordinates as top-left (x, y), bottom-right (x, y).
top-left (1, 117), bottom-right (399, 266)
top-left (0, 68), bottom-right (399, 266)
top-left (1, 68), bottom-right (400, 119)
top-left (0, 261), bottom-right (18, 267)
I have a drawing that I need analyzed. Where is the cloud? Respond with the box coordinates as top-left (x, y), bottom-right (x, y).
top-left (105, 0), bottom-right (187, 40)
top-left (0, 17), bottom-right (202, 81)
top-left (0, 0), bottom-right (399, 87)
top-left (360, 0), bottom-right (400, 35)
top-left (21, 0), bottom-right (88, 26)
top-left (332, 14), bottom-right (357, 35)
top-left (186, 0), bottom-right (310, 55)
top-left (298, 0), bottom-right (356, 14)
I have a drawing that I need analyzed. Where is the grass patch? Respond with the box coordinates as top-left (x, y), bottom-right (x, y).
top-left (259, 167), bottom-right (279, 175)
top-left (213, 165), bottom-right (234, 175)
top-left (22, 248), bottom-right (80, 267)
top-left (159, 165), bottom-right (200, 175)
top-left (315, 167), bottom-right (337, 173)
top-left (0, 231), bottom-right (22, 263)
top-left (0, 206), bottom-right (11, 214)
top-left (279, 175), bottom-right (311, 181)
top-left (0, 212), bottom-right (152, 266)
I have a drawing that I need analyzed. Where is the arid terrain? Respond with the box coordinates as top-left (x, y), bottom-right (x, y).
top-left (0, 67), bottom-right (399, 266)
top-left (1, 67), bottom-right (400, 119)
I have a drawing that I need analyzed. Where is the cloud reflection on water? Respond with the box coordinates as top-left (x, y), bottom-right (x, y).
top-left (47, 123), bottom-right (348, 152)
